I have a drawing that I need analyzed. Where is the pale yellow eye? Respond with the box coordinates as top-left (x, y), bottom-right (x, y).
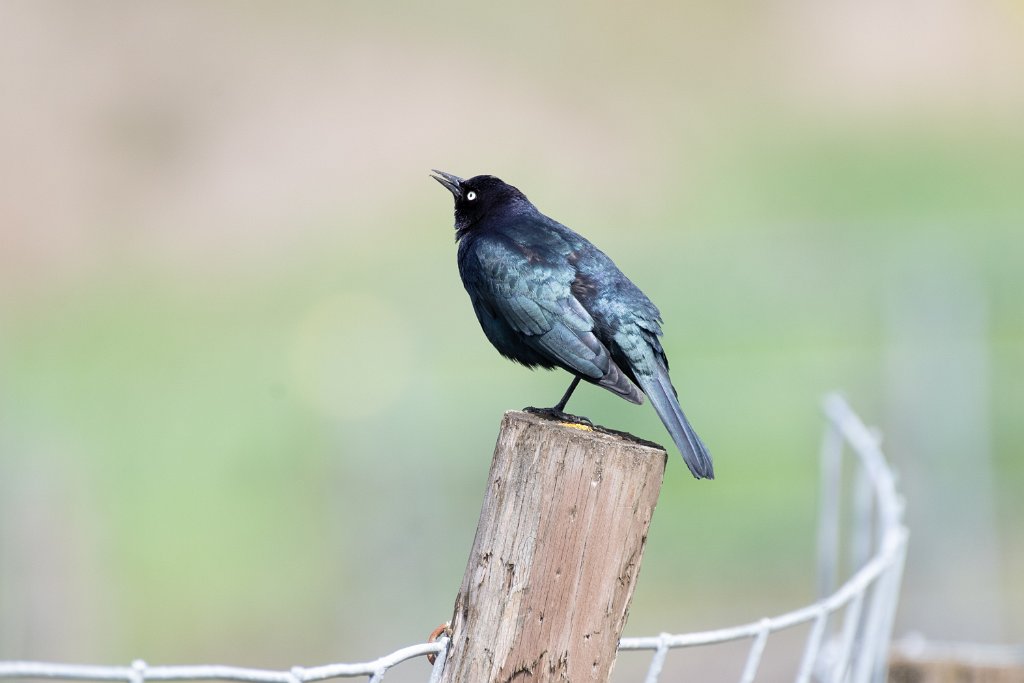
top-left (467, 191), bottom-right (477, 201)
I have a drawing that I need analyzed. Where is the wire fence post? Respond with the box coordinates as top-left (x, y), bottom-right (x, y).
top-left (438, 410), bottom-right (667, 683)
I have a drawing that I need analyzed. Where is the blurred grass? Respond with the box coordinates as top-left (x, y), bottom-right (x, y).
top-left (4, 149), bottom-right (1021, 657)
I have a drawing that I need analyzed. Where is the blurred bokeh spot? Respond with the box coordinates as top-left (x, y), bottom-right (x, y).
top-left (290, 292), bottom-right (414, 420)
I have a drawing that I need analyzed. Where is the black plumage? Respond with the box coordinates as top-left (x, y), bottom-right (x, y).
top-left (432, 171), bottom-right (713, 480)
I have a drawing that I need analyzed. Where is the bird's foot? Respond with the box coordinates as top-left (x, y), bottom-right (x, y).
top-left (524, 406), bottom-right (594, 428)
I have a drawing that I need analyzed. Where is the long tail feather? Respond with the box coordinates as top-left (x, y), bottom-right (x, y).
top-left (637, 366), bottom-right (714, 479)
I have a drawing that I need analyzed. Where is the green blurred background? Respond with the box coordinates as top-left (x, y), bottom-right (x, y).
top-left (1, 1), bottom-right (1022, 679)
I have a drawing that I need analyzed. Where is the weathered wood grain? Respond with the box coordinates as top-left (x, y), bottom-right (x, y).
top-left (440, 411), bottom-right (667, 683)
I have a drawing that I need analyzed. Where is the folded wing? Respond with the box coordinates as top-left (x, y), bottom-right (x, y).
top-left (474, 238), bottom-right (643, 404)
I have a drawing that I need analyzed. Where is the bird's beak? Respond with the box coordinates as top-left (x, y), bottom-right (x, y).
top-left (430, 169), bottom-right (464, 199)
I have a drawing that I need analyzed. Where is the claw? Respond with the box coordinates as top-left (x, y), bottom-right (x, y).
top-left (524, 406), bottom-right (594, 429)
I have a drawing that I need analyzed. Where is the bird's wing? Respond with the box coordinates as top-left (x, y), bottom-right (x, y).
top-left (473, 237), bottom-right (642, 403)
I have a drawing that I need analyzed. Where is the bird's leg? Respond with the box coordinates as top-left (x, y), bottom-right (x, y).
top-left (524, 376), bottom-right (593, 427)
top-left (553, 375), bottom-right (581, 412)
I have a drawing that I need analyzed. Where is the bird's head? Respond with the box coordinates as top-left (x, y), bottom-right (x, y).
top-left (431, 170), bottom-right (529, 237)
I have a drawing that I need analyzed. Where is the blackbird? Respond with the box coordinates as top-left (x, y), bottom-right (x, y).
top-left (432, 170), bottom-right (713, 479)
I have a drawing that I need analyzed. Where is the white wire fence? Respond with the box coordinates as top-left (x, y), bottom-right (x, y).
top-left (618, 394), bottom-right (908, 683)
top-left (0, 394), bottom-right (907, 683)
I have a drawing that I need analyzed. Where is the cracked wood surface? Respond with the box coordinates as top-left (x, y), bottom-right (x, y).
top-left (439, 411), bottom-right (667, 683)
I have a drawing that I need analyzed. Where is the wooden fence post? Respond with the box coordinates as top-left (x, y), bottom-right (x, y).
top-left (889, 650), bottom-right (1024, 682)
top-left (439, 410), bottom-right (667, 683)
